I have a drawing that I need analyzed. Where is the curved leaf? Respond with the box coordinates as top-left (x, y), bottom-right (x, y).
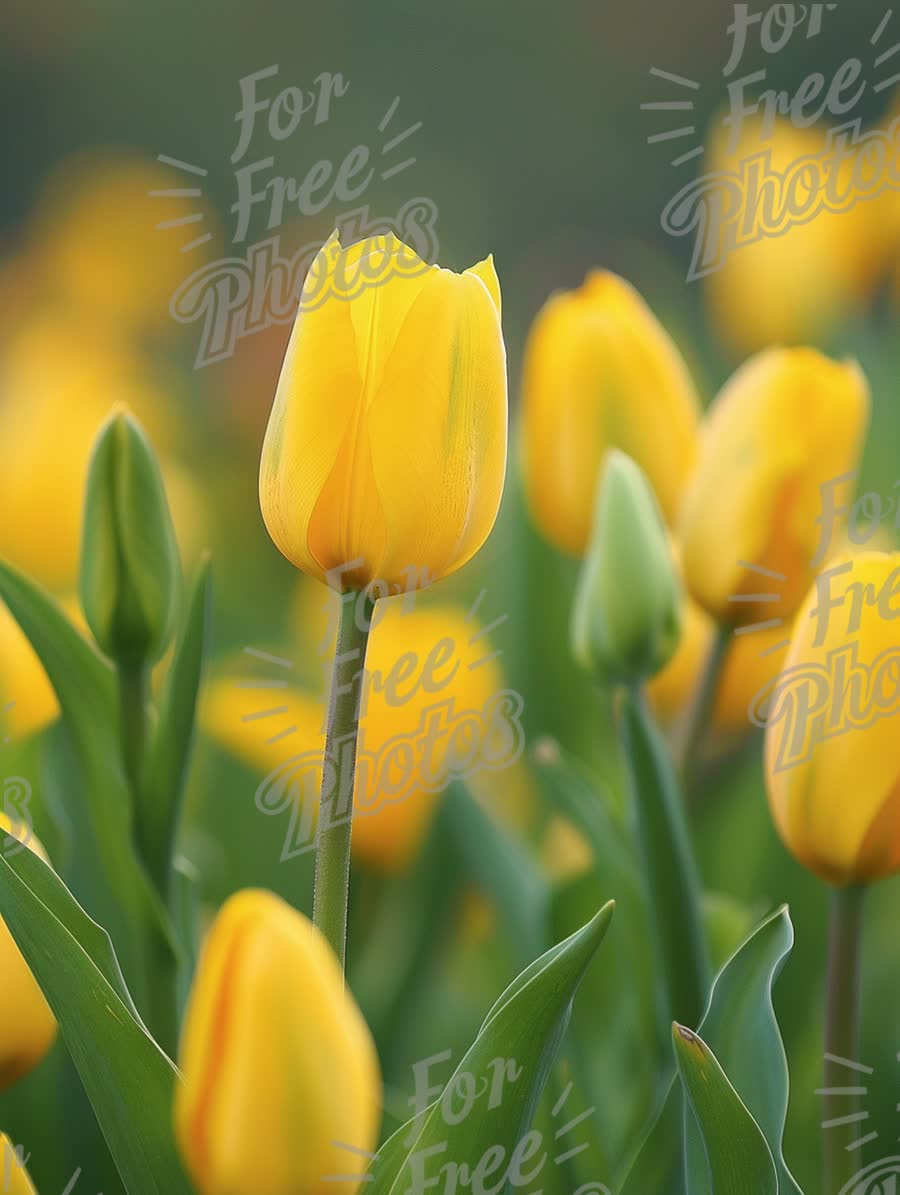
top-left (368, 901), bottom-right (616, 1195)
top-left (673, 1025), bottom-right (778, 1195)
top-left (0, 848), bottom-right (192, 1195)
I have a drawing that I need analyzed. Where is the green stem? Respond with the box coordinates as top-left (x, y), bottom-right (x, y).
top-left (678, 622), bottom-right (730, 789)
top-left (313, 594), bottom-right (373, 971)
top-left (619, 686), bottom-right (711, 1031)
top-left (117, 661), bottom-right (148, 794)
top-left (823, 884), bottom-right (866, 1195)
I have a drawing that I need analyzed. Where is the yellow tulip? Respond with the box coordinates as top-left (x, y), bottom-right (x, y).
top-left (203, 602), bottom-right (522, 870)
top-left (765, 551), bottom-right (900, 885)
top-left (679, 348), bottom-right (869, 624)
top-left (520, 270), bottom-right (700, 556)
top-left (28, 153), bottom-right (218, 337)
top-left (0, 815), bottom-right (57, 1090)
top-left (259, 233), bottom-right (507, 593)
top-left (0, 315), bottom-right (191, 589)
top-left (649, 595), bottom-right (789, 734)
top-left (175, 889), bottom-right (380, 1195)
top-left (0, 1135), bottom-right (39, 1195)
top-left (704, 115), bottom-right (880, 357)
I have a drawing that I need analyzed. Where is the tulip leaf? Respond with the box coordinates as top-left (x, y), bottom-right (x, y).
top-left (141, 556), bottom-right (212, 894)
top-left (673, 1025), bottom-right (778, 1194)
top-left (0, 846), bottom-right (193, 1195)
top-left (0, 560), bottom-right (178, 1016)
top-left (620, 905), bottom-right (803, 1195)
top-left (618, 687), bottom-right (711, 1030)
top-left (367, 901), bottom-right (615, 1195)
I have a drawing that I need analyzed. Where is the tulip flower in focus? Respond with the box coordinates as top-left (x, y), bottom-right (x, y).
top-left (259, 233), bottom-right (507, 593)
top-left (175, 889), bottom-right (380, 1195)
top-left (679, 348), bottom-right (869, 624)
top-left (765, 551), bottom-right (900, 886)
top-left (521, 270), bottom-right (700, 555)
top-left (0, 815), bottom-right (57, 1090)
top-left (203, 602), bottom-right (521, 870)
top-left (704, 116), bottom-right (879, 357)
top-left (0, 1135), bottom-right (38, 1195)
top-left (572, 451), bottom-right (682, 685)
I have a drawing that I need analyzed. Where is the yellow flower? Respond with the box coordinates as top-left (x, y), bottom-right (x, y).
top-left (520, 270), bottom-right (700, 555)
top-left (679, 348), bottom-right (869, 624)
top-left (0, 1135), bottom-right (39, 1195)
top-left (175, 889), bottom-right (380, 1195)
top-left (704, 115), bottom-right (879, 357)
top-left (259, 233), bottom-right (507, 593)
top-left (0, 315), bottom-right (193, 589)
top-left (203, 601), bottom-right (521, 870)
top-left (0, 815), bottom-right (57, 1090)
top-left (649, 596), bottom-right (790, 734)
top-left (28, 153), bottom-right (218, 337)
top-left (765, 551), bottom-right (900, 886)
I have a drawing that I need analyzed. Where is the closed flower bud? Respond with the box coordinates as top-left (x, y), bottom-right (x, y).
top-left (79, 409), bottom-right (180, 664)
top-left (0, 815), bottom-right (57, 1090)
top-left (0, 1135), bottom-right (39, 1195)
top-left (765, 551), bottom-right (900, 886)
top-left (175, 889), bottom-right (380, 1195)
top-left (521, 270), bottom-right (700, 556)
top-left (572, 451), bottom-right (682, 685)
top-left (679, 348), bottom-right (869, 625)
top-left (259, 233), bottom-right (507, 593)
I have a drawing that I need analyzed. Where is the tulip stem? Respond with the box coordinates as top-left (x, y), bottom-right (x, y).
top-left (678, 622), bottom-right (730, 789)
top-left (823, 883), bottom-right (866, 1195)
top-left (313, 593), bottom-right (374, 971)
top-left (117, 662), bottom-right (148, 797)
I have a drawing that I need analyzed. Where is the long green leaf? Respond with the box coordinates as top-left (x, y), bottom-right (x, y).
top-left (141, 556), bottom-right (212, 893)
top-left (618, 688), bottom-right (711, 1030)
top-left (0, 848), bottom-right (193, 1195)
top-left (673, 1025), bottom-right (778, 1194)
top-left (368, 901), bottom-right (616, 1195)
top-left (621, 906), bottom-right (802, 1195)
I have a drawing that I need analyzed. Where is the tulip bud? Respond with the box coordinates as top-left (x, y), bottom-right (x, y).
top-left (572, 451), bottom-right (682, 686)
top-left (79, 408), bottom-right (180, 665)
top-left (765, 551), bottom-right (900, 886)
top-left (679, 348), bottom-right (869, 625)
top-left (521, 270), bottom-right (700, 556)
top-left (175, 890), bottom-right (380, 1195)
top-left (259, 233), bottom-right (507, 593)
top-left (0, 1135), bottom-right (39, 1195)
top-left (0, 815), bottom-right (57, 1091)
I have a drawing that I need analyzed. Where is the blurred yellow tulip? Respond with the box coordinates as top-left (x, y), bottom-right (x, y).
top-left (203, 602), bottom-right (523, 870)
top-left (679, 348), bottom-right (869, 624)
top-left (649, 595), bottom-right (789, 734)
top-left (520, 270), bottom-right (700, 556)
top-left (259, 233), bottom-right (507, 593)
top-left (0, 603), bottom-right (59, 741)
top-left (175, 889), bottom-right (380, 1195)
top-left (0, 1135), bottom-right (38, 1195)
top-left (0, 815), bottom-right (57, 1090)
top-left (0, 316), bottom-right (195, 589)
top-left (704, 115), bottom-right (881, 357)
top-left (765, 551), bottom-right (900, 885)
top-left (28, 153), bottom-right (218, 337)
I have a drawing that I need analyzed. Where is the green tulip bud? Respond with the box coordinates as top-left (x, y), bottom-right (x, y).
top-left (571, 450), bottom-right (682, 686)
top-left (79, 408), bottom-right (180, 666)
